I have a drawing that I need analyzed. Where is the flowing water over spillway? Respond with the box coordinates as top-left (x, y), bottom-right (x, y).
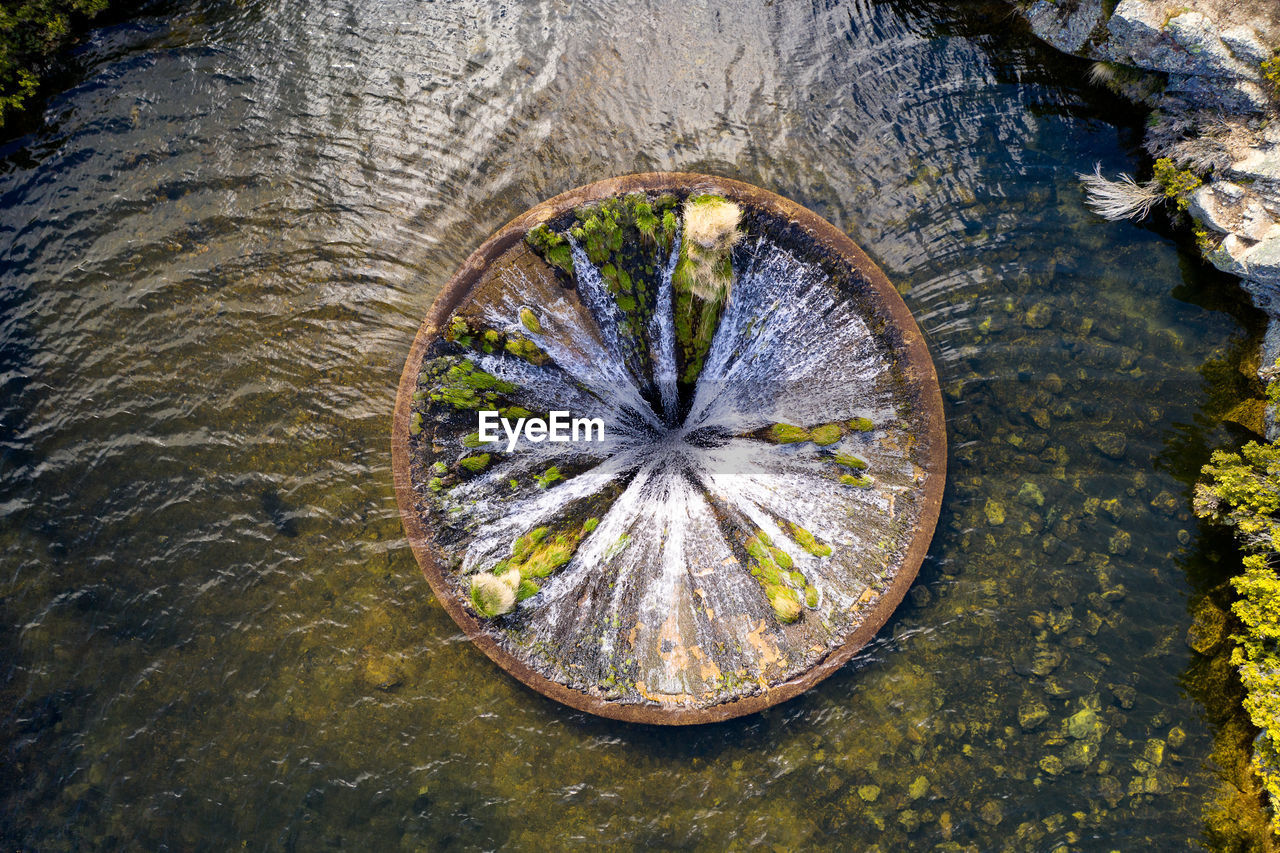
top-left (403, 199), bottom-right (941, 712)
top-left (0, 0), bottom-right (1261, 848)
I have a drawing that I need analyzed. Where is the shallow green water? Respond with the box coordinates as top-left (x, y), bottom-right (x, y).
top-left (0, 0), bottom-right (1260, 848)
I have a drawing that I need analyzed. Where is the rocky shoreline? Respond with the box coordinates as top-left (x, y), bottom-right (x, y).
top-left (1015, 0), bottom-right (1280, 406)
top-left (1010, 0), bottom-right (1280, 837)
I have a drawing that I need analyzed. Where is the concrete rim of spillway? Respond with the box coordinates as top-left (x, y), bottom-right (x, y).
top-left (391, 172), bottom-right (946, 725)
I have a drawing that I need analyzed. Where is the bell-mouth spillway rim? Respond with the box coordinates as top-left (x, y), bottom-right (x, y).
top-left (391, 172), bottom-right (947, 725)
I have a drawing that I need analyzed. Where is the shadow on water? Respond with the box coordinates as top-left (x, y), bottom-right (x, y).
top-left (1151, 268), bottom-right (1275, 850)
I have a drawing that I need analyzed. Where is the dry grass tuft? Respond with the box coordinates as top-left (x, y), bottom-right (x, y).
top-left (681, 197), bottom-right (743, 300)
top-left (1077, 163), bottom-right (1164, 221)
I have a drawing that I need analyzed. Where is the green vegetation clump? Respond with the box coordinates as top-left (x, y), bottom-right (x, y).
top-left (840, 473), bottom-right (873, 488)
top-left (744, 529), bottom-right (816, 623)
top-left (767, 585), bottom-right (801, 623)
top-left (1152, 157), bottom-right (1202, 211)
top-left (448, 316), bottom-right (475, 348)
top-left (534, 466), bottom-right (563, 489)
top-left (495, 524), bottom-right (585, 582)
top-left (424, 357), bottom-right (517, 410)
top-left (1194, 397), bottom-right (1280, 832)
top-left (525, 223), bottom-right (573, 275)
top-left (529, 194), bottom-right (681, 385)
top-left (672, 194), bottom-right (742, 384)
top-left (633, 199), bottom-right (657, 245)
top-left (462, 431), bottom-right (491, 448)
top-left (467, 520), bottom-right (596, 617)
top-left (0, 0), bottom-right (107, 127)
top-left (503, 333), bottom-right (549, 365)
top-left (459, 453), bottom-right (491, 473)
top-left (470, 572), bottom-right (517, 617)
top-left (834, 452), bottom-right (867, 470)
top-left (659, 209), bottom-right (677, 252)
top-left (602, 533), bottom-right (631, 561)
top-left (447, 313), bottom-right (549, 366)
top-left (847, 417), bottom-right (875, 432)
top-left (787, 522), bottom-right (832, 558)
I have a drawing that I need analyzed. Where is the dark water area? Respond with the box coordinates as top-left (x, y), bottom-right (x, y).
top-left (0, 0), bottom-right (1263, 848)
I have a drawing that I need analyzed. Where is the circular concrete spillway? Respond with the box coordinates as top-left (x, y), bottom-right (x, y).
top-left (392, 173), bottom-right (946, 724)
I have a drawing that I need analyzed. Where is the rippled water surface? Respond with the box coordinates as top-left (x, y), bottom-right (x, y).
top-left (0, 0), bottom-right (1258, 848)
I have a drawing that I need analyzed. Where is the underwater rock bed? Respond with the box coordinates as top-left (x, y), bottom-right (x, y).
top-left (392, 174), bottom-right (945, 723)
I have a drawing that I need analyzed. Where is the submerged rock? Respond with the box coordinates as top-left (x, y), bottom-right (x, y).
top-left (1017, 482), bottom-right (1045, 507)
top-left (1091, 432), bottom-right (1127, 460)
top-left (1067, 707), bottom-right (1104, 741)
top-left (1186, 601), bottom-right (1227, 654)
top-left (1024, 303), bottom-right (1053, 329)
top-left (1018, 700), bottom-right (1051, 731)
top-left (1039, 754), bottom-right (1065, 776)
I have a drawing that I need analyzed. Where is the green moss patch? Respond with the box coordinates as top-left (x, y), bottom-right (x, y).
top-left (834, 452), bottom-right (867, 469)
top-left (770, 423), bottom-right (811, 444)
top-left (423, 357), bottom-right (517, 411)
top-left (459, 453), bottom-right (491, 473)
top-left (810, 423), bottom-right (843, 446)
top-left (787, 522), bottom-right (833, 558)
top-left (743, 528), bottom-right (817, 623)
top-left (534, 466), bottom-right (563, 489)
